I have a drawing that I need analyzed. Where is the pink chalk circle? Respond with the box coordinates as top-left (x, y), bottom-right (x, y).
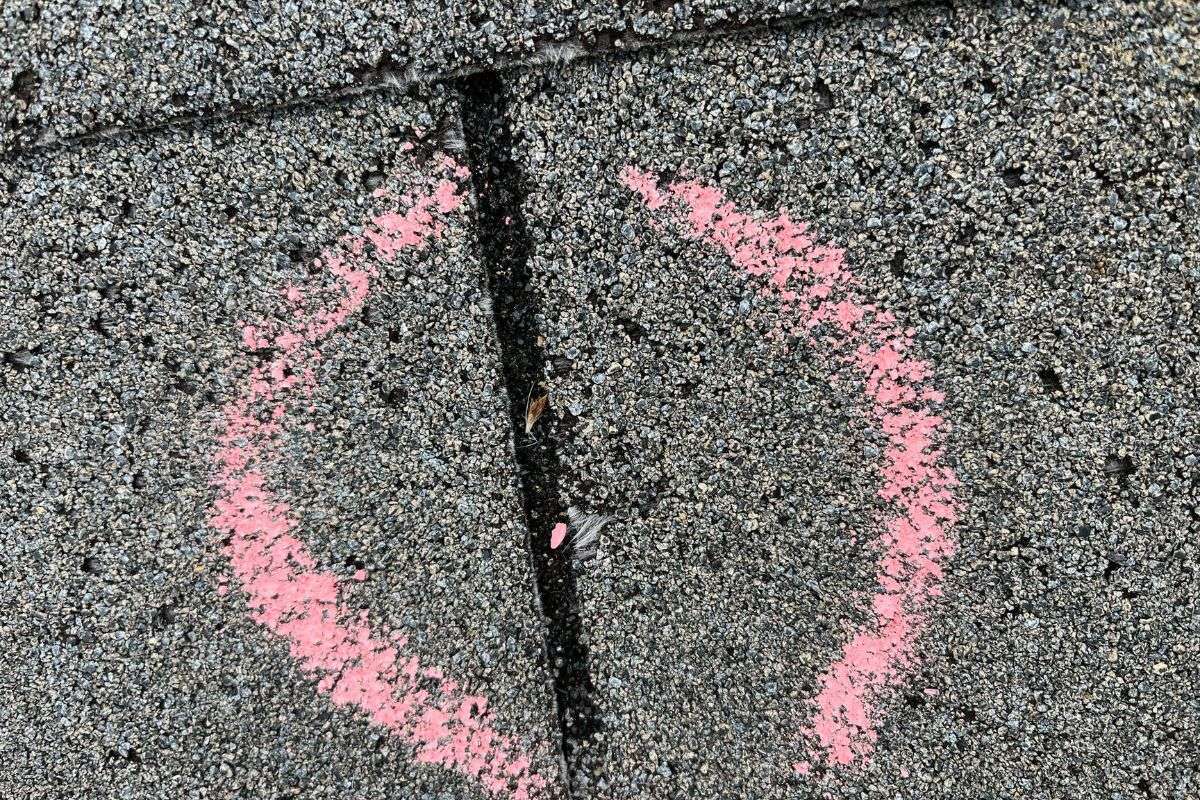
top-left (621, 167), bottom-right (961, 773)
top-left (208, 154), bottom-right (547, 799)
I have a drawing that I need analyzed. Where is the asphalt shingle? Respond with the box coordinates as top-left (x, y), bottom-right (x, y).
top-left (0, 89), bottom-right (565, 799)
top-left (507, 1), bottom-right (1200, 797)
top-left (3, 0), bottom-right (1199, 797)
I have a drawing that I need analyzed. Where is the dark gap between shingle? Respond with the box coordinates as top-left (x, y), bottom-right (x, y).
top-left (457, 70), bottom-right (600, 797)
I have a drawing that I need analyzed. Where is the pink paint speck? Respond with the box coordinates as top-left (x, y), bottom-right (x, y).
top-left (621, 167), bottom-right (960, 773)
top-left (550, 523), bottom-right (568, 550)
top-left (209, 154), bottom-right (547, 799)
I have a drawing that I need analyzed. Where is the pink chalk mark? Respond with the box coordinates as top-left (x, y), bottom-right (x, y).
top-left (621, 167), bottom-right (960, 772)
top-left (549, 523), bottom-right (568, 550)
top-left (209, 155), bottom-right (546, 799)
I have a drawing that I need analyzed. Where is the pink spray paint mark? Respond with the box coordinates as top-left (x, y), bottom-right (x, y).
top-left (549, 523), bottom-right (568, 550)
top-left (208, 154), bottom-right (547, 799)
top-left (620, 167), bottom-right (960, 772)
